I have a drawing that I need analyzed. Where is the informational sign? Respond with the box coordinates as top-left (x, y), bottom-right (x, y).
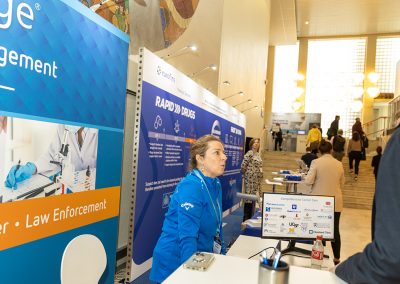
top-left (127, 48), bottom-right (245, 281)
top-left (271, 113), bottom-right (321, 133)
top-left (0, 1), bottom-right (129, 283)
top-left (261, 193), bottom-right (335, 240)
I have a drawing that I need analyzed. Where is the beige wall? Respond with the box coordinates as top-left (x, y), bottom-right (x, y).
top-left (219, 0), bottom-right (271, 139)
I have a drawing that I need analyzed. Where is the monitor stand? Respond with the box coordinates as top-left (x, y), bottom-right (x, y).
top-left (281, 240), bottom-right (329, 259)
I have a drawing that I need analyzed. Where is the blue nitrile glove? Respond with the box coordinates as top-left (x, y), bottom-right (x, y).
top-left (4, 162), bottom-right (37, 189)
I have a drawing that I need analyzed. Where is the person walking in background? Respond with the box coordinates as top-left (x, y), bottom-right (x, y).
top-left (272, 123), bottom-right (283, 151)
top-left (306, 124), bottom-right (322, 154)
top-left (150, 135), bottom-right (227, 283)
top-left (371, 146), bottom-right (382, 180)
top-left (352, 117), bottom-right (364, 136)
top-left (241, 138), bottom-right (263, 221)
top-left (347, 131), bottom-right (363, 181)
top-left (304, 140), bottom-right (344, 265)
top-left (327, 115), bottom-right (340, 140)
top-left (331, 129), bottom-right (346, 162)
top-left (301, 146), bottom-right (318, 168)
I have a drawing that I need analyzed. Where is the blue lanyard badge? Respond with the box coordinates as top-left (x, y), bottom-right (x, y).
top-left (193, 170), bottom-right (222, 234)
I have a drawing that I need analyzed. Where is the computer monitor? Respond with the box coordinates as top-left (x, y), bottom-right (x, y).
top-left (261, 193), bottom-right (335, 241)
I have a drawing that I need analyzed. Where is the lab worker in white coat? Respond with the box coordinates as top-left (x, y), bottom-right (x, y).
top-left (4, 124), bottom-right (98, 189)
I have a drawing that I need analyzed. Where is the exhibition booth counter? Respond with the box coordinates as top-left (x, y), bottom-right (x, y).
top-left (165, 236), bottom-right (346, 284)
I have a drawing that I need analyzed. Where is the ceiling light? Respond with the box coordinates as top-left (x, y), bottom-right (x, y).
top-left (367, 87), bottom-right (380, 98)
top-left (190, 64), bottom-right (218, 78)
top-left (222, 91), bottom-right (245, 100)
top-left (223, 81), bottom-right (231, 86)
top-left (305, 21), bottom-right (309, 25)
top-left (162, 44), bottom-right (198, 60)
top-left (233, 99), bottom-right (252, 107)
top-left (242, 106), bottom-right (259, 113)
top-left (368, 72), bottom-right (380, 84)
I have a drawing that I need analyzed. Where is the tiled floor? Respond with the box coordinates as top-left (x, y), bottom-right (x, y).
top-left (339, 207), bottom-right (372, 262)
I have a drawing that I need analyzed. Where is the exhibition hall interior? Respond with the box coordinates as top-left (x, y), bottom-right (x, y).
top-left (1, 0), bottom-right (400, 284)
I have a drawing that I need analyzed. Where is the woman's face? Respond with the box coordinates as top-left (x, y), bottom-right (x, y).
top-left (197, 141), bottom-right (227, 178)
top-left (252, 139), bottom-right (260, 152)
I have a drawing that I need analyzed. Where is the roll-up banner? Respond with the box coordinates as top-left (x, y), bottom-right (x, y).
top-left (0, 1), bottom-right (129, 283)
top-left (127, 48), bottom-right (246, 281)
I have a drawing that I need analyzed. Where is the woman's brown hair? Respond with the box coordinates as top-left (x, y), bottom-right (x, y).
top-left (188, 135), bottom-right (223, 171)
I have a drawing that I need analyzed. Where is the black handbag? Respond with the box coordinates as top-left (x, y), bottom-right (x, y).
top-left (360, 148), bottom-right (366, 160)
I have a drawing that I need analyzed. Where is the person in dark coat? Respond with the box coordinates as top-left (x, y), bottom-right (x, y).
top-left (335, 127), bottom-right (400, 283)
top-left (327, 115), bottom-right (340, 140)
top-left (352, 117), bottom-right (364, 135)
top-left (272, 123), bottom-right (283, 151)
top-left (301, 147), bottom-right (318, 168)
top-left (371, 146), bottom-right (382, 180)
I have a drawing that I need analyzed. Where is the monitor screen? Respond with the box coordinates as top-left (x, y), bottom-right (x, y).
top-left (297, 130), bottom-right (306, 135)
top-left (261, 193), bottom-right (335, 240)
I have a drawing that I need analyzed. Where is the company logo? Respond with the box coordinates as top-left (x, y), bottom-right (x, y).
top-left (292, 204), bottom-right (297, 210)
top-left (288, 227), bottom-right (295, 233)
top-left (211, 120), bottom-right (221, 136)
top-left (280, 215), bottom-right (286, 219)
top-left (156, 65), bottom-right (176, 83)
top-left (325, 201), bottom-right (331, 206)
top-left (288, 222), bottom-right (299, 228)
top-left (0, 0), bottom-right (37, 30)
top-left (265, 207), bottom-right (271, 212)
top-left (181, 202), bottom-right (194, 211)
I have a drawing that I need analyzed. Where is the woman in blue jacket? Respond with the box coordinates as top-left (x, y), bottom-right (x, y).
top-left (150, 135), bottom-right (227, 283)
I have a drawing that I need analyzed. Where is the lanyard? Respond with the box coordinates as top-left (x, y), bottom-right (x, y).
top-left (193, 169), bottom-right (221, 233)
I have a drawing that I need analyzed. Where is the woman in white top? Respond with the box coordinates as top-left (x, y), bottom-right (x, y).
top-left (304, 139), bottom-right (344, 265)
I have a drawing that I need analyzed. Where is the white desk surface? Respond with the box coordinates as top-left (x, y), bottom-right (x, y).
top-left (228, 235), bottom-right (334, 270)
top-left (164, 253), bottom-right (346, 284)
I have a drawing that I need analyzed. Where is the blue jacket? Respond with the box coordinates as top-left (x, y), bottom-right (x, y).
top-left (149, 170), bottom-right (226, 283)
top-left (335, 127), bottom-right (400, 283)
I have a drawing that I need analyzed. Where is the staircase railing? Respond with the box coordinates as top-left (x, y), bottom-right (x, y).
top-left (388, 95), bottom-right (400, 131)
top-left (344, 116), bottom-right (388, 140)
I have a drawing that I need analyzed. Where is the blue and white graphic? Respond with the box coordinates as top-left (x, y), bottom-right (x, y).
top-left (0, 0), bottom-right (129, 130)
top-left (129, 49), bottom-right (245, 281)
top-left (0, 1), bottom-right (129, 284)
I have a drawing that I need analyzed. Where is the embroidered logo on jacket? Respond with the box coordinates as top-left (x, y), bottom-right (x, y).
top-left (181, 202), bottom-right (194, 211)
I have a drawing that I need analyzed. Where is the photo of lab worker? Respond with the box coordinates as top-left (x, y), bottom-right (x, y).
top-left (2, 120), bottom-right (98, 201)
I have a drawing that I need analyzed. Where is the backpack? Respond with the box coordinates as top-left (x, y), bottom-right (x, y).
top-left (333, 135), bottom-right (345, 152)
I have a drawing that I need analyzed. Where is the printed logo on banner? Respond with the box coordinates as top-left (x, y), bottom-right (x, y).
top-left (156, 65), bottom-right (176, 83)
top-left (211, 120), bottom-right (221, 136)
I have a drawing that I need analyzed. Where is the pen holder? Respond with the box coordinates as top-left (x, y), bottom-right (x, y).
top-left (258, 259), bottom-right (289, 284)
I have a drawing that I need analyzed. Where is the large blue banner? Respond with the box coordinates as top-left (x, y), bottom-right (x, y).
top-left (129, 49), bottom-right (245, 280)
top-left (133, 82), bottom-right (244, 264)
top-left (0, 0), bottom-right (128, 130)
top-left (0, 1), bottom-right (129, 283)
